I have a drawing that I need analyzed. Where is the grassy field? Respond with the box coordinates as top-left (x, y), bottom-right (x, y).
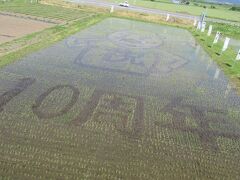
top-left (108, 0), bottom-right (240, 22)
top-left (0, 0), bottom-right (95, 21)
top-left (210, 22), bottom-right (240, 40)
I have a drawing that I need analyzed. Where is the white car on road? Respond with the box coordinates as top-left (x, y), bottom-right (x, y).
top-left (119, 1), bottom-right (129, 7)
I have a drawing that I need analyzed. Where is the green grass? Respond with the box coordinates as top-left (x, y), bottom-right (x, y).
top-left (0, 0), bottom-right (93, 21)
top-left (108, 0), bottom-right (240, 22)
top-left (210, 22), bottom-right (240, 40)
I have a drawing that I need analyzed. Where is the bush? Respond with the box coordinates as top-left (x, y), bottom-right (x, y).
top-left (180, 0), bottom-right (190, 5)
top-left (210, 5), bottom-right (216, 9)
top-left (230, 6), bottom-right (240, 11)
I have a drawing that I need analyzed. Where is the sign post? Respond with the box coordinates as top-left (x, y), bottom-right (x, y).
top-left (236, 49), bottom-right (240, 61)
top-left (197, 21), bottom-right (201, 30)
top-left (201, 22), bottom-right (206, 32)
top-left (212, 31), bottom-right (221, 46)
top-left (166, 14), bottom-right (170, 21)
top-left (193, 19), bottom-right (197, 27)
top-left (199, 12), bottom-right (206, 29)
top-left (110, 5), bottom-right (114, 13)
top-left (207, 25), bottom-right (212, 36)
top-left (200, 12), bottom-right (206, 23)
top-left (222, 37), bottom-right (230, 53)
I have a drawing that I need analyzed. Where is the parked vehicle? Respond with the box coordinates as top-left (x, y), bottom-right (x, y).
top-left (119, 1), bottom-right (129, 7)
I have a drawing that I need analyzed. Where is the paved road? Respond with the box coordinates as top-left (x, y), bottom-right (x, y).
top-left (69, 0), bottom-right (197, 20)
top-left (68, 0), bottom-right (240, 25)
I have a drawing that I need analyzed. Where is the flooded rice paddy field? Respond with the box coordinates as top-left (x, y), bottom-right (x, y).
top-left (0, 18), bottom-right (240, 179)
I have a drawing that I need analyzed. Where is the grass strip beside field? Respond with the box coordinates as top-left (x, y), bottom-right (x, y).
top-left (210, 22), bottom-right (240, 40)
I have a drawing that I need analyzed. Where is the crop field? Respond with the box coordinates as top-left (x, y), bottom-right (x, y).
top-left (0, 14), bottom-right (54, 44)
top-left (0, 18), bottom-right (240, 179)
top-left (0, 1), bottom-right (95, 21)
